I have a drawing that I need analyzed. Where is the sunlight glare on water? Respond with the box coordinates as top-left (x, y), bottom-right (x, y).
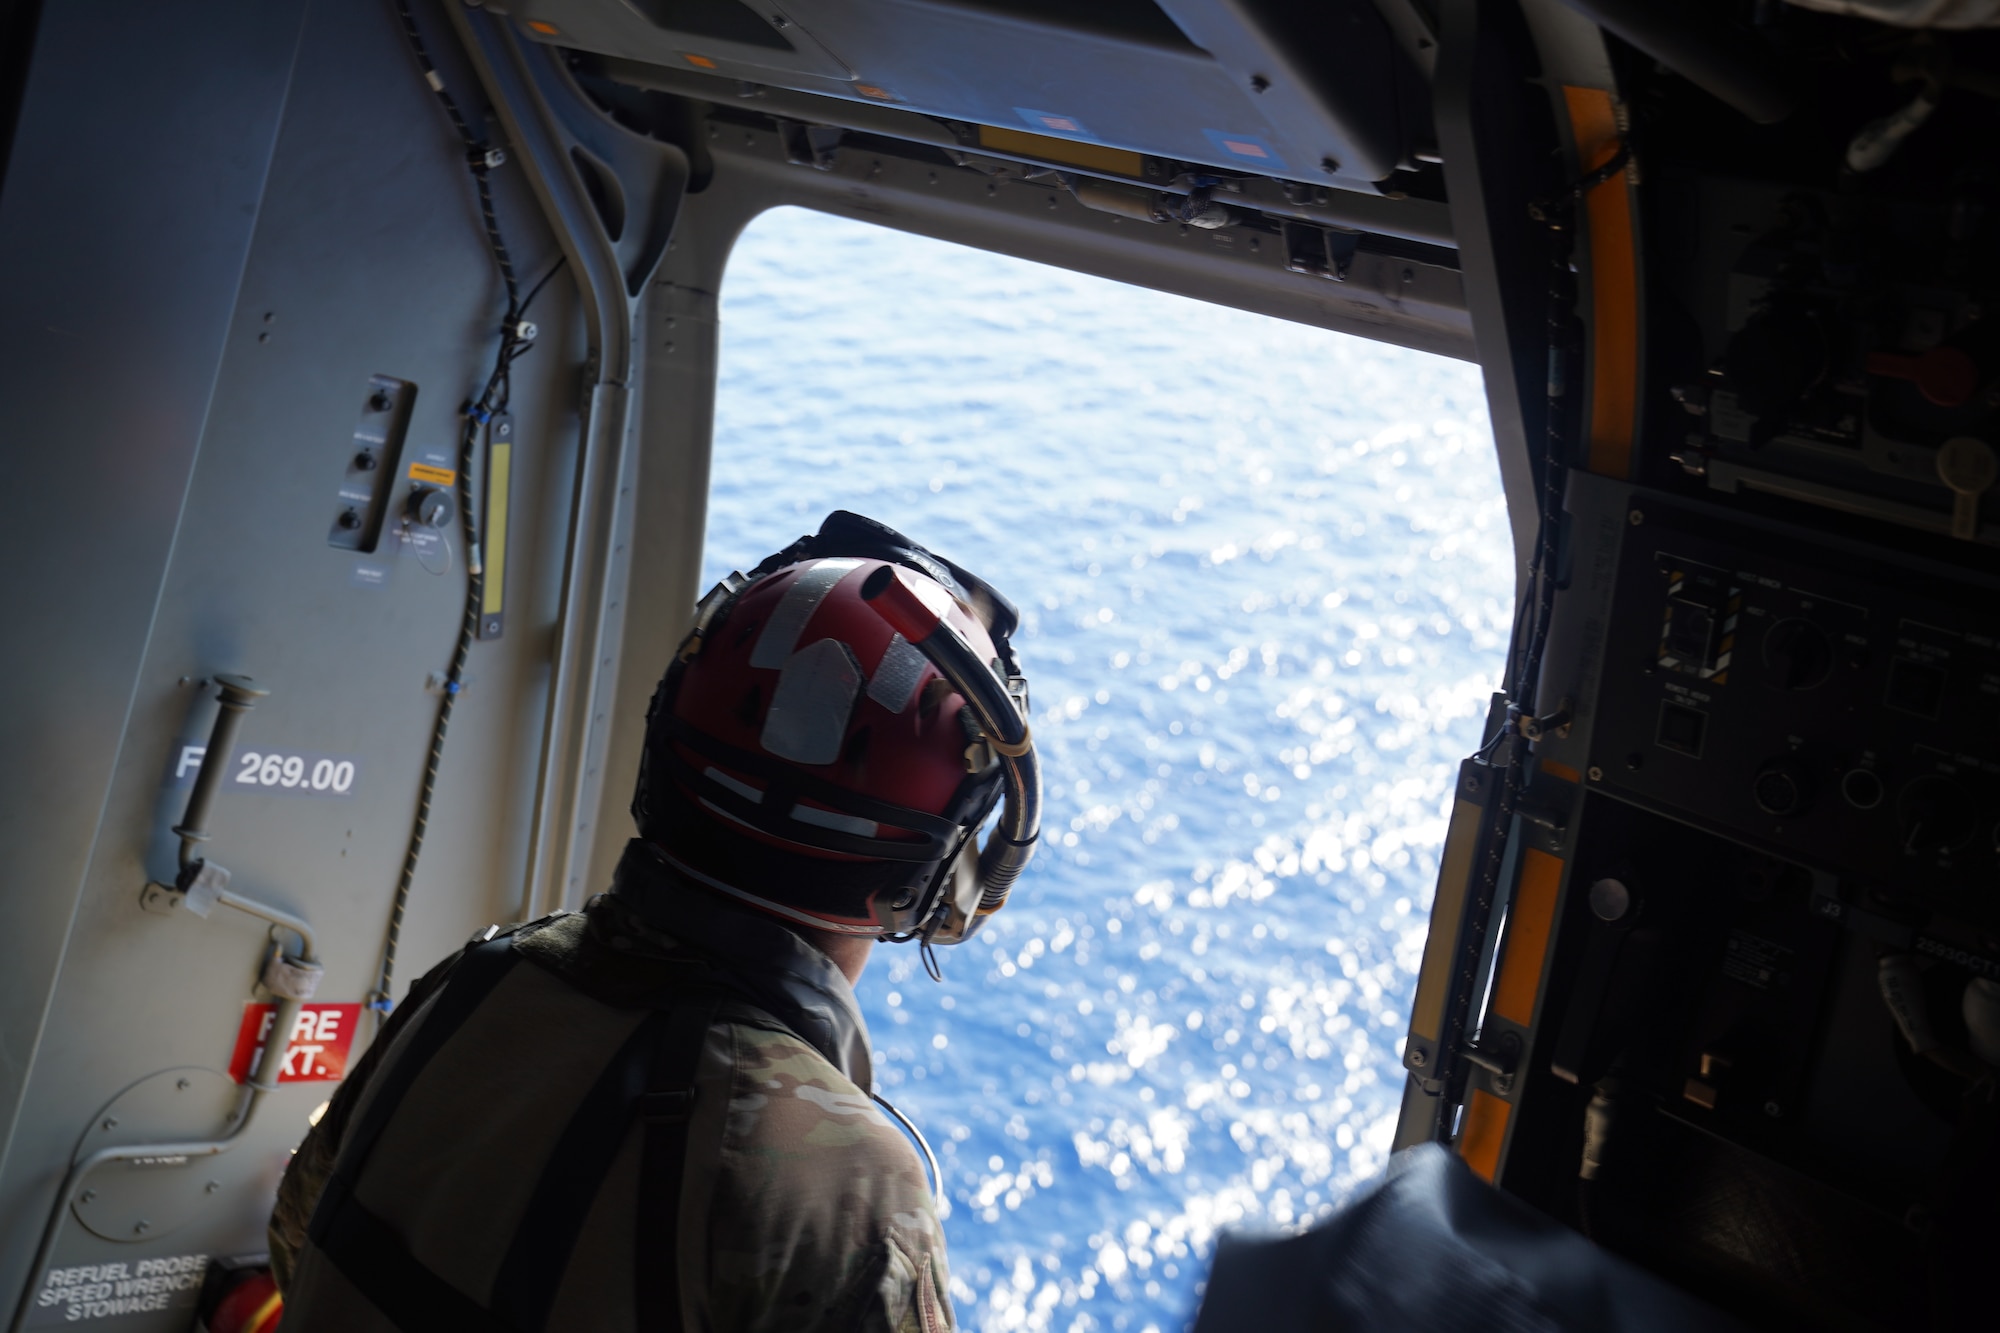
top-left (703, 206), bottom-right (1510, 1332)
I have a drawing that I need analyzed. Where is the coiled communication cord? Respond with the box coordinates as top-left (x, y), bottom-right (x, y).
top-left (371, 0), bottom-right (562, 1015)
top-left (871, 1091), bottom-right (944, 1203)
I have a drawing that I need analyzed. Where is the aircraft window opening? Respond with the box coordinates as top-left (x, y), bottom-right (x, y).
top-left (705, 205), bottom-right (1510, 1328)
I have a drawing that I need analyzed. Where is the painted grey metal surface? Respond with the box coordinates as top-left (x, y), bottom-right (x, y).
top-left (0, 0), bottom-right (602, 1317)
top-left (512, 0), bottom-right (1426, 189)
top-left (0, 0), bottom-right (311, 1298)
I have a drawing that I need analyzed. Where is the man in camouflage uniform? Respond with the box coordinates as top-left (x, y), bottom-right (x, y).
top-left (270, 513), bottom-right (1038, 1333)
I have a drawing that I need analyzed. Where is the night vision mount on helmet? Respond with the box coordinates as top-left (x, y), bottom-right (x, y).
top-left (633, 511), bottom-right (1042, 946)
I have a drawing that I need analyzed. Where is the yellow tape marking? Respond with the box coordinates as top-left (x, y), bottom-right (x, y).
top-left (975, 125), bottom-right (1143, 178)
top-left (408, 462), bottom-right (456, 486)
top-left (483, 442), bottom-right (510, 618)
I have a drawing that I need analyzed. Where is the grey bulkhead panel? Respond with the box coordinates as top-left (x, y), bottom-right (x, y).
top-left (0, 0), bottom-right (640, 1308)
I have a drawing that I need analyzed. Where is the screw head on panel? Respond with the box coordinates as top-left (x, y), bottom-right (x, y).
top-left (1628, 509), bottom-right (1645, 526)
top-left (1587, 766), bottom-right (1605, 782)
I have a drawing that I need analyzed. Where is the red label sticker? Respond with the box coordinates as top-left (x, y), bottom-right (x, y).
top-left (227, 1003), bottom-right (360, 1084)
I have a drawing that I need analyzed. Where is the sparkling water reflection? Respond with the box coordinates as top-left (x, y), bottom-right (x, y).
top-left (704, 207), bottom-right (1510, 1332)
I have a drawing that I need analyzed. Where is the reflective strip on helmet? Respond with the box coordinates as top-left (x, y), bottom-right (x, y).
top-left (703, 767), bottom-right (763, 802)
top-left (749, 557), bottom-right (864, 670)
top-left (791, 803), bottom-right (881, 838)
top-left (866, 633), bottom-right (928, 714)
top-left (761, 637), bottom-right (862, 765)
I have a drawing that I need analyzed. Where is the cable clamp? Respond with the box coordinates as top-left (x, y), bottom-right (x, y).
top-left (1529, 142), bottom-right (1632, 223)
top-left (987, 725), bottom-right (1033, 758)
top-left (1516, 699), bottom-right (1574, 743)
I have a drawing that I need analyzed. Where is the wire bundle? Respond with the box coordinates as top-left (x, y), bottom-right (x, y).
top-left (372, 0), bottom-right (563, 1013)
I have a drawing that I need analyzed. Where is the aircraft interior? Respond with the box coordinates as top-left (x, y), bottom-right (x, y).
top-left (3, 0), bottom-right (1998, 1328)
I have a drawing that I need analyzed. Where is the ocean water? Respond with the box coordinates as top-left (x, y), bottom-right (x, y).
top-left (702, 206), bottom-right (1511, 1332)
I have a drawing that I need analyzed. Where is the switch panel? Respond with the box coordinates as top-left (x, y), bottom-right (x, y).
top-left (327, 375), bottom-right (415, 552)
top-left (1592, 504), bottom-right (2000, 927)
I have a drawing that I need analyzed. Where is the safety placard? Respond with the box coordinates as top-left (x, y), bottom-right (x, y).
top-left (227, 1003), bottom-right (360, 1084)
top-left (407, 461), bottom-right (456, 486)
top-left (29, 1254), bottom-right (206, 1326)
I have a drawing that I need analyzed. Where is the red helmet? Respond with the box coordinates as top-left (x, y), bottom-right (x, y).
top-left (633, 513), bottom-right (1040, 943)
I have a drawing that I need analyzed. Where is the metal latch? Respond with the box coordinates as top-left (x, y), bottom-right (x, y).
top-left (1281, 221), bottom-right (1360, 282)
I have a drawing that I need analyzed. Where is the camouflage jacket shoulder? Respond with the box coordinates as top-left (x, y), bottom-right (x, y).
top-left (270, 902), bottom-right (953, 1333)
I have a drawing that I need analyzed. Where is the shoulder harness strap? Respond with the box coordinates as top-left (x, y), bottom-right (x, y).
top-left (309, 934), bottom-right (721, 1333)
top-left (308, 935), bottom-right (521, 1330)
top-left (636, 997), bottom-right (721, 1333)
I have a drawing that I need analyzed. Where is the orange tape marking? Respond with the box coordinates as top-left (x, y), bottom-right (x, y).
top-left (1459, 1088), bottom-right (1513, 1183)
top-left (1562, 86), bottom-right (1639, 480)
top-left (1491, 848), bottom-right (1565, 1028)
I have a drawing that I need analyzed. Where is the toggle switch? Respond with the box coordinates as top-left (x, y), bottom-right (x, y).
top-left (1867, 345), bottom-right (1978, 408)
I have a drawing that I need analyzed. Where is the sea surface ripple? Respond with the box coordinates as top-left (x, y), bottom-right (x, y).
top-left (703, 207), bottom-right (1510, 1332)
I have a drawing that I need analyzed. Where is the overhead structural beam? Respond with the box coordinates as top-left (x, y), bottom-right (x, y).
top-left (593, 58), bottom-right (1456, 249)
top-left (1553, 0), bottom-right (1794, 123)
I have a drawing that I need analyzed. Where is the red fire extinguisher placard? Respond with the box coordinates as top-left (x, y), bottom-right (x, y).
top-left (227, 1002), bottom-right (360, 1084)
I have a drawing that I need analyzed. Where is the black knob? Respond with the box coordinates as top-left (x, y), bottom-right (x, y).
top-left (1898, 776), bottom-right (1977, 857)
top-left (1762, 619), bottom-right (1833, 691)
top-left (1841, 767), bottom-right (1885, 810)
top-left (406, 487), bottom-right (456, 529)
top-left (354, 449), bottom-right (378, 472)
top-left (1753, 757), bottom-right (1812, 816)
top-left (336, 508), bottom-right (361, 531)
top-left (369, 389), bottom-right (395, 412)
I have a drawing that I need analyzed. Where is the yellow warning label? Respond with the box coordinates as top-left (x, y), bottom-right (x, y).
top-left (408, 463), bottom-right (456, 486)
top-left (975, 125), bottom-right (1143, 179)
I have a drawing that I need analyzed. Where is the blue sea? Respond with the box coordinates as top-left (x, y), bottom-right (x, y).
top-left (702, 207), bottom-right (1510, 1332)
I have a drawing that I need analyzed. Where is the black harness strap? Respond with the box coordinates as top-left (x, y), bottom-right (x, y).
top-left (309, 930), bottom-right (725, 1333)
top-left (314, 1199), bottom-right (518, 1333)
top-left (635, 999), bottom-right (721, 1333)
top-left (311, 937), bottom-right (521, 1247)
top-left (489, 1014), bottom-right (660, 1329)
top-left (308, 936), bottom-right (522, 1329)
